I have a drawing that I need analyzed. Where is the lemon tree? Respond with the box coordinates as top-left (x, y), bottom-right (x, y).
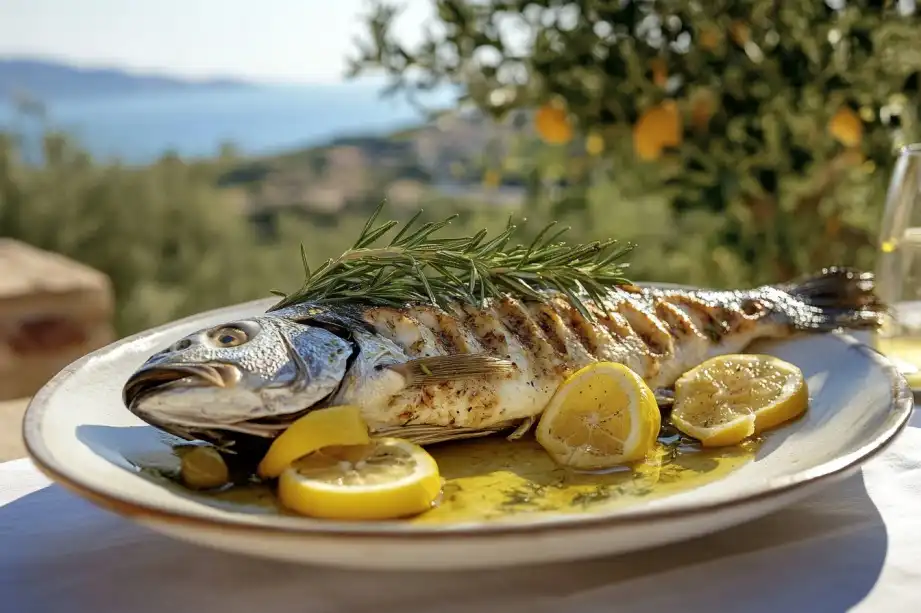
top-left (536, 362), bottom-right (661, 470)
top-left (671, 354), bottom-right (809, 448)
top-left (257, 405), bottom-right (370, 479)
top-left (351, 3), bottom-right (915, 286)
top-left (278, 438), bottom-right (442, 520)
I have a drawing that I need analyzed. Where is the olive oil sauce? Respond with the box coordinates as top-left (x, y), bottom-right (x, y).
top-left (131, 432), bottom-right (759, 523)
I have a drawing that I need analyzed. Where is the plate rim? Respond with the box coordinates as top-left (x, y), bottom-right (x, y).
top-left (22, 292), bottom-right (916, 540)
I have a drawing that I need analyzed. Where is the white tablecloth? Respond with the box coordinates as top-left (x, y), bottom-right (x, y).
top-left (2, 408), bottom-right (921, 613)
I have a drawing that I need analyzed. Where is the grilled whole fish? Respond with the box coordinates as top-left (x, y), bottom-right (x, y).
top-left (123, 268), bottom-right (884, 453)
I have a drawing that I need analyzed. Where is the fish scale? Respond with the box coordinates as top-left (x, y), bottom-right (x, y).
top-left (122, 267), bottom-right (886, 449)
top-left (362, 288), bottom-right (756, 398)
top-left (340, 278), bottom-right (882, 434)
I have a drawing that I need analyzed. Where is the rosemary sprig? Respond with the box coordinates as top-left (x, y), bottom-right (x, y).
top-left (268, 202), bottom-right (635, 319)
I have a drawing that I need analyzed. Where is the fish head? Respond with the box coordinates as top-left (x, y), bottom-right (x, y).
top-left (122, 315), bottom-right (354, 448)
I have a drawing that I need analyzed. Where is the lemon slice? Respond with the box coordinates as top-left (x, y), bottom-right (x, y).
top-left (671, 354), bottom-right (809, 447)
top-left (535, 362), bottom-right (661, 470)
top-left (278, 438), bottom-right (442, 520)
top-left (257, 405), bottom-right (370, 479)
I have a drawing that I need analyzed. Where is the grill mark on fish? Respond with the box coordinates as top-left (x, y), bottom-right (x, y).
top-left (495, 297), bottom-right (565, 378)
top-left (579, 303), bottom-right (621, 360)
top-left (405, 306), bottom-right (447, 352)
top-left (663, 294), bottom-right (730, 343)
top-left (587, 306), bottom-right (635, 363)
top-left (615, 296), bottom-right (674, 357)
top-left (587, 306), bottom-right (654, 377)
top-left (594, 307), bottom-right (633, 341)
top-left (528, 300), bottom-right (597, 368)
top-left (461, 303), bottom-right (513, 359)
top-left (741, 298), bottom-right (766, 317)
top-left (733, 302), bottom-right (762, 334)
top-left (556, 297), bottom-right (603, 358)
top-left (654, 299), bottom-right (699, 338)
top-left (654, 292), bottom-right (764, 346)
top-left (526, 302), bottom-right (571, 357)
top-left (406, 305), bottom-right (471, 355)
top-left (368, 304), bottom-right (514, 429)
top-left (444, 304), bottom-right (487, 354)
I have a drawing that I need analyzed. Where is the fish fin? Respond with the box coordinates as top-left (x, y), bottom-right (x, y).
top-left (372, 423), bottom-right (510, 445)
top-left (778, 267), bottom-right (886, 332)
top-left (506, 416), bottom-right (536, 441)
top-left (389, 354), bottom-right (517, 388)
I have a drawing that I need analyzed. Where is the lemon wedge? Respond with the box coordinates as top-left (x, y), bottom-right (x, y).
top-left (535, 362), bottom-right (661, 470)
top-left (278, 438), bottom-right (442, 520)
top-left (257, 405), bottom-right (370, 479)
top-left (179, 446), bottom-right (229, 490)
top-left (671, 354), bottom-right (809, 447)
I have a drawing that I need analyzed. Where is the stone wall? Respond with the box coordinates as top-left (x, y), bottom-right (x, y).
top-left (0, 240), bottom-right (115, 401)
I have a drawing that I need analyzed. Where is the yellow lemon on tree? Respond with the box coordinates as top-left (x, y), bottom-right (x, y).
top-left (699, 26), bottom-right (722, 51)
top-left (586, 132), bottom-right (605, 156)
top-left (535, 103), bottom-right (574, 145)
top-left (633, 101), bottom-right (682, 161)
top-left (829, 107), bottom-right (863, 147)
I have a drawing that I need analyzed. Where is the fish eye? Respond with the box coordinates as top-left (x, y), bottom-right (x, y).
top-left (210, 326), bottom-right (249, 348)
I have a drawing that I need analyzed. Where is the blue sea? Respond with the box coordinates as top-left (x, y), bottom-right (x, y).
top-left (0, 83), bottom-right (458, 164)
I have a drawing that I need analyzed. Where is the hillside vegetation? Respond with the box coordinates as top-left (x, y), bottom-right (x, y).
top-left (3, 2), bottom-right (915, 336)
top-left (0, 128), bottom-right (772, 338)
top-left (0, 58), bottom-right (252, 99)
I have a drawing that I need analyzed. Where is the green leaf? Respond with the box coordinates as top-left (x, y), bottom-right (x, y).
top-left (268, 205), bottom-right (633, 319)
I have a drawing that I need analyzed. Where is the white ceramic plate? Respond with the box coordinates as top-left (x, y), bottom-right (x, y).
top-left (22, 297), bottom-right (914, 571)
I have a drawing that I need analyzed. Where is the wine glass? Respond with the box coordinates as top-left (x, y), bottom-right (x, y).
top-left (874, 143), bottom-right (921, 388)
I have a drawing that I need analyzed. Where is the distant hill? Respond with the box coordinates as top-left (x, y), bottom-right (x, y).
top-left (217, 108), bottom-right (542, 222)
top-left (0, 58), bottom-right (254, 100)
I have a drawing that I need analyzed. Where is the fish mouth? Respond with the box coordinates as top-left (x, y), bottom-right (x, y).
top-left (122, 362), bottom-right (241, 410)
top-left (122, 362), bottom-right (282, 457)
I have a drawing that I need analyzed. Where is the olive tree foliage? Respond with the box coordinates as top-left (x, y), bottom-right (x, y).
top-left (0, 132), bottom-right (303, 335)
top-left (348, 0), bottom-right (921, 284)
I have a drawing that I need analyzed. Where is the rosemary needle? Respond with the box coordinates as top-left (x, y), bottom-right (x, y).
top-left (268, 202), bottom-right (635, 320)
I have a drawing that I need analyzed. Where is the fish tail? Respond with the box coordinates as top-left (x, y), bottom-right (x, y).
top-left (777, 267), bottom-right (886, 332)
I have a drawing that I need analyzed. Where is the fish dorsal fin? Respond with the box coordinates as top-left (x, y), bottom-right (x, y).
top-left (388, 354), bottom-right (517, 388)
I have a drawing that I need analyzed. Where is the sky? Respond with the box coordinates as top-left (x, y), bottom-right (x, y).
top-left (0, 0), bottom-right (432, 84)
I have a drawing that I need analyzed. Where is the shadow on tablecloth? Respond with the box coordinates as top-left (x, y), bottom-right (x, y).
top-left (0, 466), bottom-right (888, 613)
